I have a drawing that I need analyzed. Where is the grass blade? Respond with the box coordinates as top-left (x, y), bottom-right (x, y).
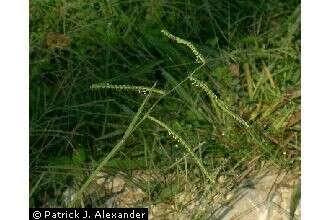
top-left (68, 88), bottom-right (154, 207)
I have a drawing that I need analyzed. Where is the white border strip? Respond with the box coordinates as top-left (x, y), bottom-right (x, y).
top-left (0, 0), bottom-right (29, 219)
top-left (302, 0), bottom-right (330, 219)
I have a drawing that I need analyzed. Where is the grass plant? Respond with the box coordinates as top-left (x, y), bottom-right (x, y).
top-left (30, 0), bottom-right (300, 213)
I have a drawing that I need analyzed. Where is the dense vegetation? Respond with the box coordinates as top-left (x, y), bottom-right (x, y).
top-left (30, 0), bottom-right (300, 209)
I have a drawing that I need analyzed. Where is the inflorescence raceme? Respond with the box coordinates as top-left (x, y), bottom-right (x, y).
top-left (147, 115), bottom-right (215, 183)
top-left (189, 76), bottom-right (250, 128)
top-left (161, 29), bottom-right (206, 65)
top-left (90, 82), bottom-right (166, 95)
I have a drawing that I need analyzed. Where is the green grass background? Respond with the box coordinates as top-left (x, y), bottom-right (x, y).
top-left (30, 0), bottom-right (300, 208)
